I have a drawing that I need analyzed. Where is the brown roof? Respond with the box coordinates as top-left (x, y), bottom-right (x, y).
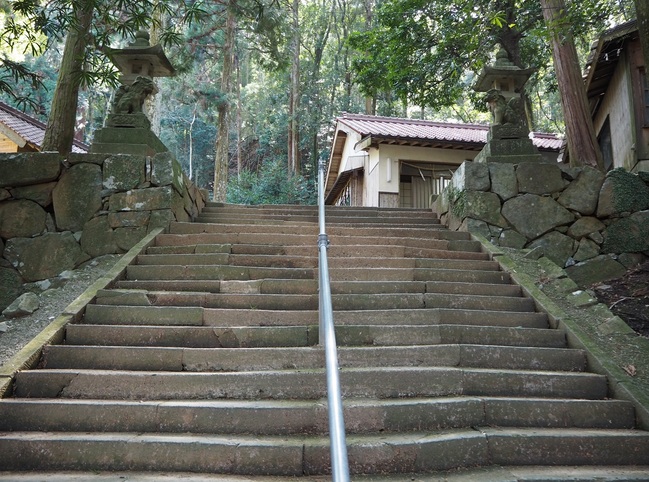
top-left (337, 113), bottom-right (563, 151)
top-left (583, 20), bottom-right (639, 116)
top-left (0, 101), bottom-right (88, 153)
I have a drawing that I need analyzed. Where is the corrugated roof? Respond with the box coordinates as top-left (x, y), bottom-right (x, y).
top-left (0, 101), bottom-right (88, 153)
top-left (337, 113), bottom-right (562, 151)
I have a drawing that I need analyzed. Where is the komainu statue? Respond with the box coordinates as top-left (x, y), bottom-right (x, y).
top-left (111, 76), bottom-right (156, 115)
top-left (485, 88), bottom-right (526, 127)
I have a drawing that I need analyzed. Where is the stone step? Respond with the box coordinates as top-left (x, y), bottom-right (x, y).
top-left (125, 264), bottom-right (509, 283)
top-left (153, 232), bottom-right (479, 252)
top-left (94, 291), bottom-right (534, 313)
top-left (13, 367), bottom-right (607, 400)
top-left (203, 203), bottom-right (433, 215)
top-left (125, 264), bottom-right (316, 281)
top-left (41, 344), bottom-right (586, 372)
top-left (196, 213), bottom-right (441, 225)
top-left (67, 323), bottom-right (563, 348)
top-left (1, 429), bottom-right (647, 474)
top-left (114, 280), bottom-right (521, 297)
top-left (143, 244), bottom-right (490, 260)
top-left (0, 397), bottom-right (634, 434)
top-left (169, 222), bottom-right (466, 239)
top-left (134, 254), bottom-right (499, 270)
top-left (3, 466), bottom-right (649, 481)
top-left (83, 304), bottom-right (549, 329)
top-left (237, 244), bottom-right (487, 259)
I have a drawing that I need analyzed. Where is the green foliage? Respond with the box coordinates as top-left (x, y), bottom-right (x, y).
top-left (347, 0), bottom-right (630, 121)
top-left (227, 158), bottom-right (316, 205)
top-left (0, 0), bottom-right (208, 96)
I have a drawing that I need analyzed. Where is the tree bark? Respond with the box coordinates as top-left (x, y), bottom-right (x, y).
top-left (41, 6), bottom-right (93, 154)
top-left (213, 1), bottom-right (236, 202)
top-left (287, 0), bottom-right (300, 176)
top-left (541, 0), bottom-right (603, 170)
top-left (635, 0), bottom-right (649, 73)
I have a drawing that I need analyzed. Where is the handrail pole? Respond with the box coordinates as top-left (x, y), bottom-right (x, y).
top-left (317, 159), bottom-right (350, 482)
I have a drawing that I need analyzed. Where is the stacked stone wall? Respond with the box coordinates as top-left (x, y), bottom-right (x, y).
top-left (0, 152), bottom-right (206, 310)
top-left (434, 162), bottom-right (649, 286)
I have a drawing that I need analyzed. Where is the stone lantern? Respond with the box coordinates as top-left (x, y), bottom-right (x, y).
top-left (90, 31), bottom-right (175, 155)
top-left (473, 47), bottom-right (542, 164)
top-left (106, 30), bottom-right (175, 87)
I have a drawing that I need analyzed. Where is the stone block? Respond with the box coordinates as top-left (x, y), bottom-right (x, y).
top-left (151, 151), bottom-right (175, 187)
top-left (451, 162), bottom-right (490, 192)
top-left (617, 252), bottom-right (646, 268)
top-left (488, 163), bottom-right (518, 201)
top-left (565, 254), bottom-right (627, 288)
top-left (528, 231), bottom-right (576, 267)
top-left (2, 292), bottom-right (39, 318)
top-left (109, 186), bottom-right (173, 212)
top-left (3, 232), bottom-right (83, 282)
top-left (67, 153), bottom-right (110, 165)
top-left (0, 189), bottom-right (9, 201)
top-left (107, 211), bottom-right (151, 228)
top-left (0, 200), bottom-right (47, 238)
top-left (52, 163), bottom-right (103, 231)
top-left (9, 182), bottom-right (57, 207)
top-left (558, 165), bottom-right (582, 181)
top-left (502, 194), bottom-right (575, 240)
top-left (602, 210), bottom-right (649, 253)
top-left (0, 266), bottom-right (23, 311)
top-left (92, 127), bottom-right (168, 153)
top-left (568, 290), bottom-right (598, 308)
top-left (537, 257), bottom-right (567, 280)
top-left (567, 216), bottom-right (605, 239)
top-left (574, 238), bottom-right (600, 262)
top-left (114, 227), bottom-right (148, 251)
top-left (462, 191), bottom-right (506, 227)
top-left (557, 166), bottom-right (605, 215)
top-left (498, 229), bottom-right (527, 249)
top-left (80, 216), bottom-right (118, 257)
top-left (0, 153), bottom-right (61, 188)
top-left (597, 168), bottom-right (649, 217)
top-left (103, 155), bottom-right (146, 191)
top-left (516, 163), bottom-right (565, 195)
top-left (460, 218), bottom-right (491, 239)
top-left (546, 276), bottom-right (579, 294)
top-left (148, 209), bottom-right (174, 232)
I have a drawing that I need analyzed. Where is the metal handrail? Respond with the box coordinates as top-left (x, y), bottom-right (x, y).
top-left (317, 158), bottom-right (350, 481)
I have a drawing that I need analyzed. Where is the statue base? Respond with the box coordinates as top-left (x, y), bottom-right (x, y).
top-left (91, 114), bottom-right (167, 156)
top-left (473, 124), bottom-right (544, 164)
top-left (106, 113), bottom-right (151, 129)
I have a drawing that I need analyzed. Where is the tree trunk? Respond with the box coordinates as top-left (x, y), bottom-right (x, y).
top-left (635, 0), bottom-right (649, 73)
top-left (41, 6), bottom-right (93, 154)
top-left (287, 0), bottom-right (300, 176)
top-left (213, 1), bottom-right (236, 202)
top-left (541, 0), bottom-right (603, 170)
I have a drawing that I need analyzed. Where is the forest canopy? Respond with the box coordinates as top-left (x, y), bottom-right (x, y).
top-left (0, 0), bottom-right (641, 200)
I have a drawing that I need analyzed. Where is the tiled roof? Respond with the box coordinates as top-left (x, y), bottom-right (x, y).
top-left (0, 101), bottom-right (88, 153)
top-left (337, 113), bottom-right (562, 151)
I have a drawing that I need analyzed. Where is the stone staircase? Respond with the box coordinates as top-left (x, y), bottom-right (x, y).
top-left (1, 203), bottom-right (649, 480)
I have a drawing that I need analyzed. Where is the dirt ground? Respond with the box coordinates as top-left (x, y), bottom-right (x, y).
top-left (592, 261), bottom-right (649, 339)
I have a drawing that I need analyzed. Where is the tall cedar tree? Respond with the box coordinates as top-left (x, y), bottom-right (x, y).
top-left (213, 1), bottom-right (237, 202)
top-left (541, 0), bottom-right (603, 169)
top-left (41, 5), bottom-right (93, 154)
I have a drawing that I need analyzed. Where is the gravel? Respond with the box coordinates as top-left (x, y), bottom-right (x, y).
top-left (0, 254), bottom-right (122, 367)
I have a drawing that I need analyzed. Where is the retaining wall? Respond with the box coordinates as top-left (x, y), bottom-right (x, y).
top-left (0, 152), bottom-right (206, 310)
top-left (433, 162), bottom-right (649, 286)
